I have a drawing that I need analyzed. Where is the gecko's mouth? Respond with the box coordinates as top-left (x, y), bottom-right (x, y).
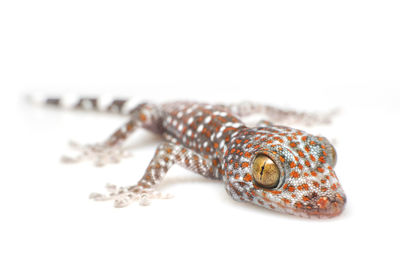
top-left (301, 193), bottom-right (347, 218)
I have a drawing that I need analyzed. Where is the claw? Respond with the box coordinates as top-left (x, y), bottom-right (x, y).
top-left (90, 184), bottom-right (173, 207)
top-left (61, 141), bottom-right (132, 166)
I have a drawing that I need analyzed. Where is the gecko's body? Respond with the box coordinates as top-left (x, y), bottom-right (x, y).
top-left (36, 97), bottom-right (346, 218)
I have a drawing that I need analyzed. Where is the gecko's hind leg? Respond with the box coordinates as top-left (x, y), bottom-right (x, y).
top-left (61, 141), bottom-right (132, 166)
top-left (226, 102), bottom-right (339, 126)
top-left (62, 103), bottom-right (162, 166)
top-left (90, 142), bottom-right (214, 207)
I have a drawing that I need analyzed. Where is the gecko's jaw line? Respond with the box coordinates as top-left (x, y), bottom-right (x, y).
top-left (301, 194), bottom-right (347, 218)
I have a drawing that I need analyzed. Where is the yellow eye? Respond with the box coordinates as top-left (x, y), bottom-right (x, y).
top-left (252, 154), bottom-right (280, 188)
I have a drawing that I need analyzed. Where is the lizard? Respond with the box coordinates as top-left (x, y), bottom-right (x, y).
top-left (30, 95), bottom-right (346, 218)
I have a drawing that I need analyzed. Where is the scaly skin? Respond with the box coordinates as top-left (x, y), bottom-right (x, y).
top-left (35, 96), bottom-right (346, 218)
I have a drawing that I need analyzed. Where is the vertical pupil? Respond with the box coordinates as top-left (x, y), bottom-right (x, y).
top-left (260, 162), bottom-right (266, 177)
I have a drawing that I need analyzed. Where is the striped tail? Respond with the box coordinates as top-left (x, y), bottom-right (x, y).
top-left (26, 94), bottom-right (140, 115)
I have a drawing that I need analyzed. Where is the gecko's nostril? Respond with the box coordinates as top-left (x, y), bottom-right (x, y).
top-left (316, 196), bottom-right (329, 209)
top-left (309, 194), bottom-right (346, 218)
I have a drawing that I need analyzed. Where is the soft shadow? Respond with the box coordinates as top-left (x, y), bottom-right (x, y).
top-left (157, 174), bottom-right (348, 222)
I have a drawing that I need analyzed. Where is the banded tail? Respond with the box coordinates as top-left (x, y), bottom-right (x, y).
top-left (26, 94), bottom-right (140, 115)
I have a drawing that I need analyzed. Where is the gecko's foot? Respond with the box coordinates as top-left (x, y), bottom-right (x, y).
top-left (89, 184), bottom-right (173, 207)
top-left (61, 141), bottom-right (132, 167)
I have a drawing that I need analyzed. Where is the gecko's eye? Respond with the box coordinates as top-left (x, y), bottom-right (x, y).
top-left (326, 143), bottom-right (337, 167)
top-left (252, 154), bottom-right (280, 188)
top-left (319, 137), bottom-right (337, 167)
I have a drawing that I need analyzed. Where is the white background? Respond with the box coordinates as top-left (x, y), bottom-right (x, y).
top-left (1, 1), bottom-right (400, 266)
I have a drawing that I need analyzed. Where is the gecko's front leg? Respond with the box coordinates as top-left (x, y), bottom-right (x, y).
top-left (90, 142), bottom-right (214, 207)
top-left (62, 103), bottom-right (161, 166)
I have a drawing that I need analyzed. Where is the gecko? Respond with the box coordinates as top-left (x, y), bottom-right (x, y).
top-left (31, 96), bottom-right (346, 218)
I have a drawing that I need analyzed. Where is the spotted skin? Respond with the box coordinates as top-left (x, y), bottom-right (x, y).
top-left (37, 96), bottom-right (346, 218)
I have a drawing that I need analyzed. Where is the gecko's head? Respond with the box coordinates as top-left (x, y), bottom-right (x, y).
top-left (223, 127), bottom-right (346, 218)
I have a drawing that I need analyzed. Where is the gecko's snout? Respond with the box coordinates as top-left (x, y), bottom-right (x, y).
top-left (309, 193), bottom-right (346, 218)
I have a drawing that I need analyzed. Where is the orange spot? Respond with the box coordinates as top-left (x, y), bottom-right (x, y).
top-left (311, 171), bottom-right (317, 177)
top-left (310, 155), bottom-right (316, 162)
top-left (317, 167), bottom-right (325, 173)
top-left (302, 196), bottom-right (310, 202)
top-left (126, 123), bottom-right (133, 131)
top-left (243, 173), bottom-right (252, 182)
top-left (235, 139), bottom-right (242, 144)
top-left (298, 150), bottom-right (305, 158)
top-left (331, 183), bottom-right (337, 190)
top-left (288, 186), bottom-right (295, 192)
top-left (213, 142), bottom-right (219, 149)
top-left (244, 152), bottom-right (252, 158)
top-left (290, 142), bottom-right (297, 148)
top-left (234, 173), bottom-right (240, 180)
top-left (295, 202), bottom-right (303, 208)
top-left (139, 113), bottom-right (147, 122)
top-left (321, 187), bottom-right (328, 192)
top-left (290, 162), bottom-right (296, 168)
top-left (234, 162), bottom-right (239, 169)
top-left (241, 162), bottom-right (249, 168)
top-left (290, 171), bottom-right (300, 178)
top-left (317, 197), bottom-right (329, 209)
top-left (246, 144), bottom-right (252, 148)
top-left (319, 156), bottom-right (326, 163)
top-left (305, 146), bottom-right (310, 152)
top-left (212, 159), bottom-right (218, 166)
top-left (230, 148), bottom-right (236, 154)
top-left (279, 156), bottom-right (285, 163)
top-left (302, 184), bottom-right (309, 190)
top-left (305, 161), bottom-right (311, 167)
top-left (282, 198), bottom-right (291, 204)
top-left (297, 185), bottom-right (303, 191)
top-left (312, 181), bottom-right (320, 188)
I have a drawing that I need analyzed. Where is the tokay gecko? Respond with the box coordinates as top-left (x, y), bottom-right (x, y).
top-left (31, 96), bottom-right (346, 218)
